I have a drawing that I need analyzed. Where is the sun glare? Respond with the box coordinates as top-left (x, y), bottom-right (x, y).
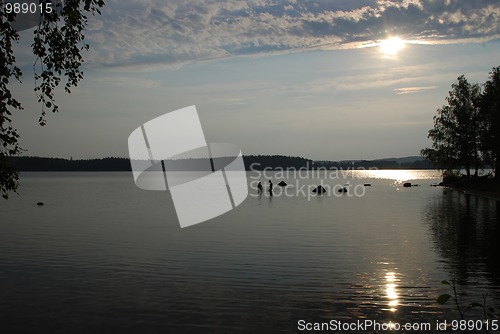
top-left (379, 37), bottom-right (405, 56)
top-left (385, 272), bottom-right (399, 312)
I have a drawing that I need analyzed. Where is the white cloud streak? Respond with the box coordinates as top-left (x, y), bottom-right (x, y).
top-left (394, 86), bottom-right (438, 94)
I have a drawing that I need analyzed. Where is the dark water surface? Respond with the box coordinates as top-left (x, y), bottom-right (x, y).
top-left (0, 171), bottom-right (498, 333)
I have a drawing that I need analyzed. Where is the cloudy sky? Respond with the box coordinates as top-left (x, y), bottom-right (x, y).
top-left (11, 0), bottom-right (500, 160)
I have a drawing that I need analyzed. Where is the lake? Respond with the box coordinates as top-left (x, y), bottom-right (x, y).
top-left (0, 170), bottom-right (499, 333)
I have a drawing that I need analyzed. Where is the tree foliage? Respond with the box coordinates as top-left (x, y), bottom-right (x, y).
top-left (480, 66), bottom-right (500, 178)
top-left (0, 0), bottom-right (104, 199)
top-left (422, 70), bottom-right (499, 179)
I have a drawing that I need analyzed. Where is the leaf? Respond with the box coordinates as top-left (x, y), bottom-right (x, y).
top-left (437, 294), bottom-right (452, 304)
top-left (441, 280), bottom-right (451, 286)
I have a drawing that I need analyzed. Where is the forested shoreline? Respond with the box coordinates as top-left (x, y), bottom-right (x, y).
top-left (10, 155), bottom-right (433, 172)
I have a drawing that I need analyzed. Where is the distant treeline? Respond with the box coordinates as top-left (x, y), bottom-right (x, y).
top-left (246, 156), bottom-right (435, 169)
top-left (313, 159), bottom-right (434, 170)
top-left (9, 155), bottom-right (434, 172)
top-left (10, 157), bottom-right (131, 171)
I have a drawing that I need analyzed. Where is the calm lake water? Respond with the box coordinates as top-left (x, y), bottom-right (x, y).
top-left (0, 170), bottom-right (499, 333)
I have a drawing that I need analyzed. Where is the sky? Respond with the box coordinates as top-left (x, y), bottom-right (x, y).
top-left (10, 0), bottom-right (500, 161)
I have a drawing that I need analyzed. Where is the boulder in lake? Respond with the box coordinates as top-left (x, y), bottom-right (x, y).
top-left (337, 187), bottom-right (348, 193)
top-left (277, 181), bottom-right (287, 186)
top-left (363, 183), bottom-right (371, 186)
top-left (403, 182), bottom-right (412, 187)
top-left (36, 202), bottom-right (44, 206)
top-left (312, 185), bottom-right (327, 194)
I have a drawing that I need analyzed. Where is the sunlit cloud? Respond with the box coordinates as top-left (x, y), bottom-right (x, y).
top-left (71, 0), bottom-right (500, 70)
top-left (394, 86), bottom-right (438, 95)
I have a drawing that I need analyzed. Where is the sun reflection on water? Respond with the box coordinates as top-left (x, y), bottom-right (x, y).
top-left (356, 169), bottom-right (440, 182)
top-left (385, 272), bottom-right (399, 312)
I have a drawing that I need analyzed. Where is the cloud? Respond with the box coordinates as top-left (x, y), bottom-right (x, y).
top-left (210, 97), bottom-right (249, 106)
top-left (283, 68), bottom-right (438, 94)
top-left (394, 86), bottom-right (438, 94)
top-left (94, 76), bottom-right (162, 89)
top-left (81, 0), bottom-right (500, 69)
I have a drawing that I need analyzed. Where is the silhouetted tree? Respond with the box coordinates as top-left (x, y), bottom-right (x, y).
top-left (0, 0), bottom-right (104, 199)
top-left (422, 75), bottom-right (482, 177)
top-left (480, 66), bottom-right (500, 178)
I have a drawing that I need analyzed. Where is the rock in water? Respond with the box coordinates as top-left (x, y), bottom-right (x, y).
top-left (312, 185), bottom-right (327, 194)
top-left (36, 202), bottom-right (44, 206)
top-left (277, 181), bottom-right (287, 186)
top-left (338, 187), bottom-right (348, 193)
top-left (403, 182), bottom-right (412, 188)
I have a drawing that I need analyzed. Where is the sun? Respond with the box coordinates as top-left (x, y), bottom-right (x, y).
top-left (379, 37), bottom-right (405, 56)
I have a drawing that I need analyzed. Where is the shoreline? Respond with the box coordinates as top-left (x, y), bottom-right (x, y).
top-left (440, 176), bottom-right (500, 201)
